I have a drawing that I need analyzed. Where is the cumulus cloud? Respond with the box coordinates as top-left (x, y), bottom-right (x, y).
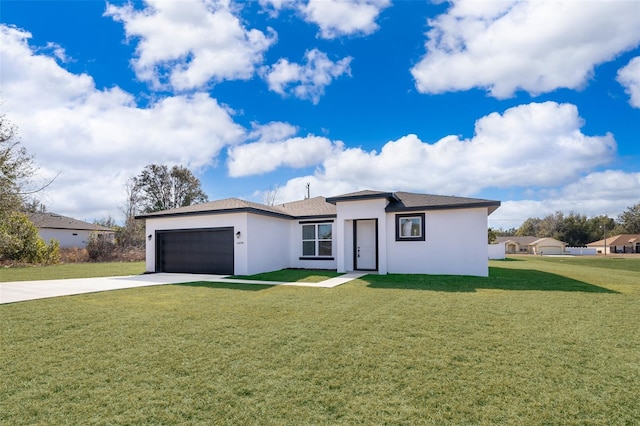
top-left (262, 49), bottom-right (352, 103)
top-left (105, 0), bottom-right (276, 91)
top-left (617, 56), bottom-right (640, 108)
top-left (299, 0), bottom-right (390, 39)
top-left (227, 122), bottom-right (343, 176)
top-left (411, 0), bottom-right (640, 98)
top-left (270, 102), bottom-right (616, 202)
top-left (489, 170), bottom-right (640, 229)
top-left (0, 24), bottom-right (244, 218)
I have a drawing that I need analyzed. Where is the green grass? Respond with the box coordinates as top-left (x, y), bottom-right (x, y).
top-left (0, 262), bottom-right (146, 282)
top-left (1, 257), bottom-right (639, 424)
top-left (230, 268), bottom-right (342, 283)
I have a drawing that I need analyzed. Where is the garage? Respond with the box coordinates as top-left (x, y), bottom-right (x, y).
top-left (156, 227), bottom-right (234, 274)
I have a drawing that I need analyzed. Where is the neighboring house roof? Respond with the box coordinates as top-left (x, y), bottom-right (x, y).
top-left (495, 236), bottom-right (566, 246)
top-left (29, 212), bottom-right (114, 232)
top-left (137, 190), bottom-right (500, 220)
top-left (587, 234), bottom-right (640, 247)
top-left (495, 236), bottom-right (539, 245)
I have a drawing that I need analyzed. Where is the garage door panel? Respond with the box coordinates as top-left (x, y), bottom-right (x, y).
top-left (157, 228), bottom-right (234, 274)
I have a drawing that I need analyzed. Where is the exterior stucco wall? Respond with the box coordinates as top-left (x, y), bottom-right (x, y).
top-left (386, 208), bottom-right (489, 277)
top-left (334, 199), bottom-right (389, 274)
top-left (246, 214), bottom-right (291, 275)
top-left (144, 213), bottom-right (249, 274)
top-left (38, 229), bottom-right (95, 248)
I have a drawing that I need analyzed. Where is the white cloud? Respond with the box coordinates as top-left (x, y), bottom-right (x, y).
top-left (489, 170), bottom-right (640, 229)
top-left (0, 24), bottom-right (245, 219)
top-left (271, 101), bottom-right (616, 201)
top-left (227, 122), bottom-right (343, 176)
top-left (105, 0), bottom-right (276, 91)
top-left (617, 56), bottom-right (640, 108)
top-left (262, 49), bottom-right (352, 103)
top-left (411, 0), bottom-right (640, 98)
top-left (300, 0), bottom-right (390, 39)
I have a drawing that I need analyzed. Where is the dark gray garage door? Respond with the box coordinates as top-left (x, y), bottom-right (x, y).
top-left (156, 228), bottom-right (234, 274)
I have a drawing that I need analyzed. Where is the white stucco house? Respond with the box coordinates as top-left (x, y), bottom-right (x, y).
top-left (136, 190), bottom-right (501, 277)
top-left (28, 212), bottom-right (115, 248)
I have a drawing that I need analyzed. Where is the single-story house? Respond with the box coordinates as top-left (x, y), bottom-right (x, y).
top-left (28, 212), bottom-right (115, 248)
top-left (587, 234), bottom-right (640, 254)
top-left (137, 190), bottom-right (500, 277)
top-left (495, 236), bottom-right (566, 255)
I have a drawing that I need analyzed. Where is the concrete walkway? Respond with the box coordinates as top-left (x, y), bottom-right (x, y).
top-left (0, 272), bottom-right (366, 304)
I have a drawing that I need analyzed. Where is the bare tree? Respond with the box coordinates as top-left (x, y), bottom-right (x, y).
top-left (262, 184), bottom-right (280, 206)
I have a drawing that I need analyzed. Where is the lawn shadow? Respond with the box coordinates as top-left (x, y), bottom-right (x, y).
top-left (173, 281), bottom-right (273, 291)
top-left (363, 267), bottom-right (618, 293)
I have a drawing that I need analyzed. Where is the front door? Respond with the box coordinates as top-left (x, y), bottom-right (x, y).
top-left (355, 219), bottom-right (377, 270)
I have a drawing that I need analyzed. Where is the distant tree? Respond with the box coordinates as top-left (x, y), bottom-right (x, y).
top-left (488, 228), bottom-right (497, 243)
top-left (0, 114), bottom-right (35, 215)
top-left (516, 218), bottom-right (541, 236)
top-left (587, 215), bottom-right (617, 243)
top-left (118, 177), bottom-right (145, 248)
top-left (618, 203), bottom-right (640, 233)
top-left (262, 184), bottom-right (280, 206)
top-left (494, 227), bottom-right (517, 237)
top-left (133, 164), bottom-right (208, 213)
top-left (22, 198), bottom-right (47, 213)
top-left (554, 212), bottom-right (591, 246)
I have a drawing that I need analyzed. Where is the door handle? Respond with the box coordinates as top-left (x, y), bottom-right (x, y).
top-left (357, 247), bottom-right (360, 258)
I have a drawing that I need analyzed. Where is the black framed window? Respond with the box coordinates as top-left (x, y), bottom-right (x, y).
top-left (301, 223), bottom-right (333, 257)
top-left (395, 213), bottom-right (425, 241)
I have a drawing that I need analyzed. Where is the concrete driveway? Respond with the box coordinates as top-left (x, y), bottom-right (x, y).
top-left (0, 272), bottom-right (366, 304)
top-left (0, 273), bottom-right (228, 304)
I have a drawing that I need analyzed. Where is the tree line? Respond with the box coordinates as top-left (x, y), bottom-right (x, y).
top-left (491, 205), bottom-right (640, 247)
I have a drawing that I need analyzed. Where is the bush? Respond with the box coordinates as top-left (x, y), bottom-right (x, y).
top-left (86, 233), bottom-right (117, 262)
top-left (0, 211), bottom-right (59, 264)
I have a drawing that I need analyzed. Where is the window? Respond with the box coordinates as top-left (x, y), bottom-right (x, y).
top-left (395, 213), bottom-right (425, 241)
top-left (301, 223), bottom-right (333, 258)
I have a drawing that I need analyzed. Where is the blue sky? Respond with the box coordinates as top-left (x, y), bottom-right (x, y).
top-left (1, 0), bottom-right (639, 229)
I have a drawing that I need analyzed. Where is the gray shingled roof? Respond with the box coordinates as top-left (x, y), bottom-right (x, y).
top-left (495, 236), bottom-right (542, 245)
top-left (136, 198), bottom-right (295, 219)
top-left (387, 192), bottom-right (500, 213)
top-left (29, 213), bottom-right (115, 232)
top-left (137, 190), bottom-right (500, 220)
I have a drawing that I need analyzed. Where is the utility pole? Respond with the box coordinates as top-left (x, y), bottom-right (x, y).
top-left (603, 222), bottom-right (607, 256)
top-left (305, 182), bottom-right (310, 199)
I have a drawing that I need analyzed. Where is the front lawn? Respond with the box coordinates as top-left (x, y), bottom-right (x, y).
top-left (1, 257), bottom-right (638, 424)
top-left (230, 268), bottom-right (342, 283)
top-left (0, 262), bottom-right (146, 282)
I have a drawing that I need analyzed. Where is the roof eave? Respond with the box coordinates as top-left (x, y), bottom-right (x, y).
top-left (385, 201), bottom-right (501, 214)
top-left (136, 207), bottom-right (293, 220)
top-left (326, 192), bottom-right (395, 204)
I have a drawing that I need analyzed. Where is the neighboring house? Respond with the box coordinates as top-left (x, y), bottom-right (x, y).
top-left (495, 236), bottom-right (567, 255)
top-left (137, 190), bottom-right (500, 277)
top-left (28, 212), bottom-right (115, 248)
top-left (587, 234), bottom-right (640, 254)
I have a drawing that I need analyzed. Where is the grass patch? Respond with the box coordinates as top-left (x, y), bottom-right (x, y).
top-left (1, 257), bottom-right (639, 424)
top-left (0, 262), bottom-right (146, 282)
top-left (230, 268), bottom-right (342, 283)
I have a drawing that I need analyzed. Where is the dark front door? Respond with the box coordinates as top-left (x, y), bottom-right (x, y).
top-left (156, 228), bottom-right (234, 274)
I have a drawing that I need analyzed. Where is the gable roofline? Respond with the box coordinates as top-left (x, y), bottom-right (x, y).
top-left (326, 190), bottom-right (397, 204)
top-left (135, 197), bottom-right (337, 220)
top-left (28, 212), bottom-right (114, 232)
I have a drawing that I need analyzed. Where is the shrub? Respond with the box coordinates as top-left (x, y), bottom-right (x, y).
top-left (0, 211), bottom-right (59, 264)
top-left (86, 233), bottom-right (117, 262)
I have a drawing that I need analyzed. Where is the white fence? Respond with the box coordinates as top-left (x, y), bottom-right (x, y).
top-left (565, 247), bottom-right (597, 256)
top-left (488, 242), bottom-right (506, 259)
